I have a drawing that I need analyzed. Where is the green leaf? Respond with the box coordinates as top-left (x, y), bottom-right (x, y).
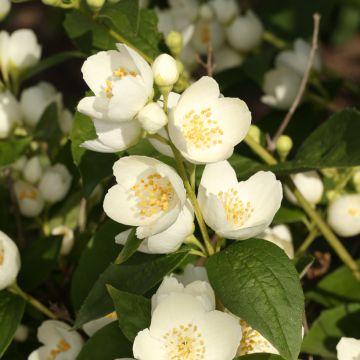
top-left (0, 137), bottom-right (31, 167)
top-left (115, 228), bottom-right (144, 265)
top-left (0, 291), bottom-right (25, 357)
top-left (108, 285), bottom-right (151, 342)
top-left (302, 303), bottom-right (360, 358)
top-left (63, 10), bottom-right (116, 53)
top-left (234, 354), bottom-right (284, 360)
top-left (99, 1), bottom-right (161, 61)
top-left (18, 236), bottom-right (62, 291)
top-left (273, 206), bottom-right (306, 225)
top-left (70, 111), bottom-right (118, 197)
top-left (71, 220), bottom-right (125, 312)
top-left (306, 259), bottom-right (360, 307)
top-left (77, 322), bottom-right (132, 360)
top-left (20, 51), bottom-right (85, 82)
top-left (294, 253), bottom-right (314, 279)
top-left (206, 239), bottom-right (304, 360)
top-left (74, 247), bottom-right (190, 328)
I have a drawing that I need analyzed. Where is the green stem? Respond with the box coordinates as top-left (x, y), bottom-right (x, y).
top-left (296, 227), bottom-right (319, 255)
top-left (189, 249), bottom-right (206, 258)
top-left (185, 234), bottom-right (207, 254)
top-left (244, 135), bottom-right (360, 281)
top-left (186, 163), bottom-right (196, 189)
top-left (9, 284), bottom-right (57, 319)
top-left (263, 31), bottom-right (288, 49)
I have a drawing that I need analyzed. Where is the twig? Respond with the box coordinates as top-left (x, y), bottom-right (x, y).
top-left (196, 40), bottom-right (215, 77)
top-left (269, 14), bottom-right (321, 151)
top-left (78, 197), bottom-right (87, 232)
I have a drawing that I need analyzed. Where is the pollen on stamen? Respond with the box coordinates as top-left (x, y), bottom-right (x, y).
top-left (181, 107), bottom-right (224, 150)
top-left (218, 188), bottom-right (254, 227)
top-left (47, 339), bottom-right (71, 360)
top-left (113, 67), bottom-right (138, 78)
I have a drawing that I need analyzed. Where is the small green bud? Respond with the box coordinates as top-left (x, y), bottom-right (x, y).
top-left (326, 190), bottom-right (338, 202)
top-left (173, 72), bottom-right (190, 93)
top-left (165, 31), bottom-right (183, 57)
top-left (176, 60), bottom-right (184, 75)
top-left (248, 125), bottom-right (261, 144)
top-left (353, 170), bottom-right (360, 193)
top-left (276, 135), bottom-right (293, 160)
top-left (86, 0), bottom-right (105, 11)
top-left (42, 0), bottom-right (63, 6)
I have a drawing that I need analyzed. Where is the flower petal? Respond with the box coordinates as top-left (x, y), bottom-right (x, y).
top-left (133, 329), bottom-right (167, 360)
top-left (77, 96), bottom-right (109, 120)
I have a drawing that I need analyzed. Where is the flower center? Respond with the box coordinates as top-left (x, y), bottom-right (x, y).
top-left (103, 67), bottom-right (138, 99)
top-left (19, 189), bottom-right (37, 201)
top-left (181, 107), bottom-right (223, 150)
top-left (46, 339), bottom-right (71, 360)
top-left (218, 188), bottom-right (254, 226)
top-left (347, 207), bottom-right (359, 217)
top-left (105, 311), bottom-right (118, 321)
top-left (163, 323), bottom-right (206, 359)
top-left (130, 172), bottom-right (175, 218)
top-left (238, 320), bottom-right (273, 355)
top-left (0, 241), bottom-right (4, 266)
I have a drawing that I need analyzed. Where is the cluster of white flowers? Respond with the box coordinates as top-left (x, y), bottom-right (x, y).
top-left (12, 155), bottom-right (72, 217)
top-left (262, 38), bottom-right (322, 109)
top-left (156, 0), bottom-right (264, 74)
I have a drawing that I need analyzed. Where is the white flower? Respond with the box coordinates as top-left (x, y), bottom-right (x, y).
top-left (225, 10), bottom-right (264, 52)
top-left (83, 312), bottom-right (118, 337)
top-left (174, 263), bottom-right (209, 285)
top-left (198, 161), bottom-right (282, 240)
top-left (261, 224), bottom-right (294, 258)
top-left (213, 46), bottom-right (244, 73)
top-left (80, 118), bottom-right (142, 154)
top-left (133, 291), bottom-right (241, 360)
top-left (20, 82), bottom-right (60, 127)
top-left (168, 0), bottom-right (198, 23)
top-left (0, 29), bottom-right (41, 77)
top-left (152, 54), bottom-right (179, 87)
top-left (152, 275), bottom-right (215, 314)
top-left (284, 171), bottom-right (324, 206)
top-left (191, 19), bottom-right (225, 54)
top-left (115, 200), bottom-right (194, 254)
top-left (14, 324), bottom-right (29, 343)
top-left (275, 38), bottom-right (321, 76)
top-left (51, 226), bottom-right (74, 256)
top-left (137, 102), bottom-right (167, 134)
top-left (0, 90), bottom-right (22, 139)
top-left (14, 180), bottom-right (44, 217)
top-left (0, 230), bottom-right (21, 290)
top-left (261, 67), bottom-right (302, 110)
top-left (327, 194), bottom-right (360, 237)
top-left (103, 156), bottom-right (186, 239)
top-left (210, 0), bottom-right (238, 24)
top-left (0, 0), bottom-right (10, 21)
top-left (168, 76), bottom-right (251, 164)
top-left (237, 319), bottom-right (279, 356)
top-left (28, 320), bottom-right (83, 360)
top-left (77, 44), bottom-right (153, 123)
top-left (22, 156), bottom-right (43, 184)
top-left (336, 337), bottom-right (360, 360)
top-left (39, 164), bottom-right (72, 204)
top-left (59, 108), bottom-right (73, 134)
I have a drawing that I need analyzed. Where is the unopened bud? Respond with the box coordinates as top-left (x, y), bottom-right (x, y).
top-left (153, 54), bottom-right (179, 87)
top-left (199, 3), bottom-right (214, 20)
top-left (0, 0), bottom-right (10, 21)
top-left (23, 156), bottom-right (43, 184)
top-left (166, 32), bottom-right (183, 58)
top-left (41, 0), bottom-right (64, 6)
top-left (353, 170), bottom-right (360, 193)
top-left (276, 135), bottom-right (293, 160)
top-left (138, 102), bottom-right (167, 134)
top-left (248, 125), bottom-right (261, 144)
top-left (86, 0), bottom-right (105, 11)
top-left (326, 190), bottom-right (338, 202)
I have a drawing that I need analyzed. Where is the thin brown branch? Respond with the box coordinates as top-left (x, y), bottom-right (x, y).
top-left (269, 13), bottom-right (321, 151)
top-left (196, 39), bottom-right (215, 77)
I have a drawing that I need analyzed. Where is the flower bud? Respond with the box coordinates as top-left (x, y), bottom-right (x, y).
top-left (210, 0), bottom-right (238, 25)
top-left (0, 90), bottom-right (22, 139)
top-left (39, 164), bottom-right (72, 204)
top-left (20, 82), bottom-right (60, 127)
top-left (353, 170), bottom-right (360, 193)
top-left (51, 226), bottom-right (74, 256)
top-left (276, 135), bottom-right (293, 160)
top-left (14, 180), bottom-right (44, 217)
top-left (14, 324), bottom-right (29, 342)
top-left (326, 190), bottom-right (338, 202)
top-left (41, 0), bottom-right (64, 6)
top-left (138, 102), bottom-right (167, 134)
top-left (22, 156), bottom-right (43, 184)
top-left (0, 231), bottom-right (21, 290)
top-left (248, 125), bottom-right (261, 144)
top-left (166, 31), bottom-right (183, 57)
top-left (59, 108), bottom-right (73, 134)
top-left (86, 0), bottom-right (105, 11)
top-left (0, 0), bottom-right (10, 21)
top-left (152, 54), bottom-right (179, 87)
top-left (327, 194), bottom-right (360, 237)
top-left (225, 10), bottom-right (264, 52)
top-left (284, 171), bottom-right (324, 207)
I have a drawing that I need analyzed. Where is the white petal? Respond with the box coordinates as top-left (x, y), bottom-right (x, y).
top-left (81, 139), bottom-right (119, 153)
top-left (115, 229), bottom-right (152, 254)
top-left (77, 96), bottom-right (109, 120)
top-left (336, 337), bottom-right (360, 360)
top-left (133, 329), bottom-right (167, 360)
